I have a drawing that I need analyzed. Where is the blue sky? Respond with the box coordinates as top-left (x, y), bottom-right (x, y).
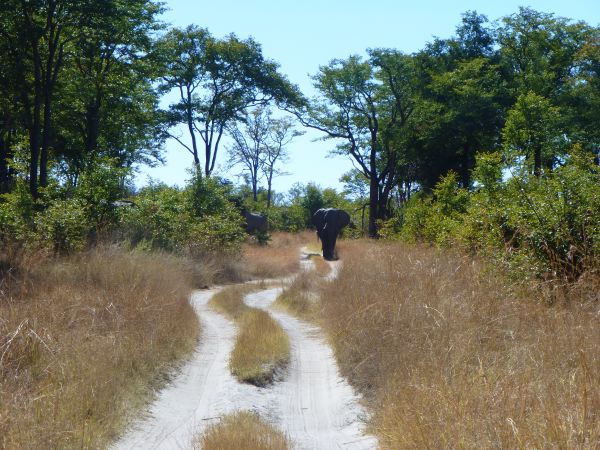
top-left (137, 0), bottom-right (600, 194)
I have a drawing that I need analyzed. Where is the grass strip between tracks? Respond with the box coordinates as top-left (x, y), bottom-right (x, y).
top-left (210, 285), bottom-right (290, 386)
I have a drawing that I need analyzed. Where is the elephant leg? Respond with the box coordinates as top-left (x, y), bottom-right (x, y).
top-left (329, 232), bottom-right (338, 260)
top-left (322, 229), bottom-right (336, 261)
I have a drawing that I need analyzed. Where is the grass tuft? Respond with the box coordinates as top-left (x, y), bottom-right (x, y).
top-left (210, 286), bottom-right (290, 386)
top-left (194, 411), bottom-right (291, 450)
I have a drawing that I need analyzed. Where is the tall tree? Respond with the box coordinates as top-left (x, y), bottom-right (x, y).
top-left (158, 27), bottom-right (300, 176)
top-left (503, 91), bottom-right (563, 176)
top-left (294, 51), bottom-right (416, 237)
top-left (53, 0), bottom-right (165, 183)
top-left (227, 107), bottom-right (301, 206)
top-left (498, 7), bottom-right (590, 101)
top-left (6, 0), bottom-right (83, 197)
top-left (409, 11), bottom-right (506, 190)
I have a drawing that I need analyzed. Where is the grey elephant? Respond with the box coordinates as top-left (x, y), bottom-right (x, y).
top-left (311, 208), bottom-right (350, 261)
top-left (241, 208), bottom-right (267, 234)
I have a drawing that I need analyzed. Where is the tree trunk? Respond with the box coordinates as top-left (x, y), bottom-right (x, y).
top-left (85, 94), bottom-right (102, 154)
top-left (266, 170), bottom-right (273, 208)
top-left (0, 132), bottom-right (11, 194)
top-left (252, 178), bottom-right (258, 202)
top-left (40, 89), bottom-right (52, 188)
top-left (185, 86), bottom-right (199, 166)
top-left (28, 42), bottom-right (43, 199)
top-left (368, 149), bottom-right (378, 238)
top-left (460, 143), bottom-right (471, 188)
top-left (534, 145), bottom-right (542, 177)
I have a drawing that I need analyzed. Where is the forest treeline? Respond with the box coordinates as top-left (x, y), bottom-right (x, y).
top-left (0, 2), bottom-right (598, 282)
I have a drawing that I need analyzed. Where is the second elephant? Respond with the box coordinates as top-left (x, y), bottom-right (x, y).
top-left (311, 208), bottom-right (351, 261)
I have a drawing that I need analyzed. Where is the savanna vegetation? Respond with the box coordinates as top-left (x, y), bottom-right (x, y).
top-left (0, 248), bottom-right (199, 449)
top-left (1, 1), bottom-right (599, 448)
top-left (317, 241), bottom-right (599, 449)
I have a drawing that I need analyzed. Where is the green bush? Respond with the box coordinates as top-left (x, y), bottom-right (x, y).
top-left (396, 149), bottom-right (599, 281)
top-left (118, 174), bottom-right (246, 256)
top-left (397, 172), bottom-right (468, 246)
top-left (35, 198), bottom-right (88, 254)
top-left (463, 149), bottom-right (599, 280)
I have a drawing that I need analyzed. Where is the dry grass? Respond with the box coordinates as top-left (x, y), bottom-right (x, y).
top-left (317, 240), bottom-right (600, 449)
top-left (210, 286), bottom-right (290, 386)
top-left (309, 254), bottom-right (332, 277)
top-left (275, 270), bottom-right (320, 320)
top-left (241, 231), bottom-right (312, 280)
top-left (194, 411), bottom-right (291, 450)
top-left (0, 246), bottom-right (199, 449)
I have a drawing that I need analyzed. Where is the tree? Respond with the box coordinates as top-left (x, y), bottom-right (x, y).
top-left (2, 0), bottom-right (93, 198)
top-left (227, 107), bottom-right (269, 202)
top-left (423, 58), bottom-right (505, 188)
top-left (263, 114), bottom-right (302, 208)
top-left (158, 26), bottom-right (301, 176)
top-left (52, 0), bottom-right (165, 184)
top-left (498, 7), bottom-right (591, 100)
top-left (0, 0), bottom-right (164, 198)
top-left (293, 51), bottom-right (416, 237)
top-left (227, 107), bottom-right (302, 207)
top-left (407, 12), bottom-right (506, 190)
top-left (503, 91), bottom-right (563, 176)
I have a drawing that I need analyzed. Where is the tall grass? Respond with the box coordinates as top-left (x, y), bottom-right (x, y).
top-left (194, 411), bottom-right (291, 450)
top-left (318, 240), bottom-right (600, 449)
top-left (241, 232), bottom-right (312, 280)
top-left (275, 270), bottom-right (319, 319)
top-left (0, 247), bottom-right (199, 449)
top-left (210, 286), bottom-right (290, 386)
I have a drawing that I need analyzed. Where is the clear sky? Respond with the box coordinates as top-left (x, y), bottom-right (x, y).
top-left (136, 0), bottom-right (600, 195)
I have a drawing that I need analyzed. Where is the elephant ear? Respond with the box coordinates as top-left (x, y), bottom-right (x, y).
top-left (312, 209), bottom-right (326, 230)
top-left (339, 210), bottom-right (351, 228)
top-left (329, 209), bottom-right (350, 229)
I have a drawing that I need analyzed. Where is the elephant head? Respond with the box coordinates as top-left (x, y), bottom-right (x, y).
top-left (311, 208), bottom-right (351, 261)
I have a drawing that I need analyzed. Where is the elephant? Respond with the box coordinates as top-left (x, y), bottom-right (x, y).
top-left (241, 208), bottom-right (267, 234)
top-left (311, 208), bottom-right (351, 261)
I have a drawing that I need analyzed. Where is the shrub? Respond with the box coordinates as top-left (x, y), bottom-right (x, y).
top-left (35, 198), bottom-right (88, 254)
top-left (396, 172), bottom-right (468, 246)
top-left (118, 175), bottom-right (246, 256)
top-left (397, 150), bottom-right (599, 281)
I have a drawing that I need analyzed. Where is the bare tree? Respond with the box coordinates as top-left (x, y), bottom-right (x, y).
top-left (227, 106), bottom-right (302, 206)
top-left (263, 116), bottom-right (302, 208)
top-left (227, 107), bottom-right (270, 201)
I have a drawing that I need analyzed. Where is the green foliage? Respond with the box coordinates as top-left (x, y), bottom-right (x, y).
top-left (252, 228), bottom-right (271, 246)
top-left (119, 174), bottom-right (245, 256)
top-left (395, 150), bottom-right (599, 281)
top-left (157, 26), bottom-right (301, 175)
top-left (0, 181), bottom-right (36, 244)
top-left (503, 92), bottom-right (564, 176)
top-left (396, 172), bottom-right (468, 245)
top-left (0, 159), bottom-right (130, 253)
top-left (35, 199), bottom-right (88, 254)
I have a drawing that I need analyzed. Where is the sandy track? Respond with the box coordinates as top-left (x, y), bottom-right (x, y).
top-left (246, 288), bottom-right (376, 450)
top-left (114, 265), bottom-right (376, 450)
top-left (112, 289), bottom-right (273, 450)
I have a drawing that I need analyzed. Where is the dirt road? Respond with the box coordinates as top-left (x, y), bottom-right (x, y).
top-left (113, 264), bottom-right (376, 450)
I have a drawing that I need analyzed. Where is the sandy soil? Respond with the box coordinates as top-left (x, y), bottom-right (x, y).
top-left (113, 256), bottom-right (376, 450)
